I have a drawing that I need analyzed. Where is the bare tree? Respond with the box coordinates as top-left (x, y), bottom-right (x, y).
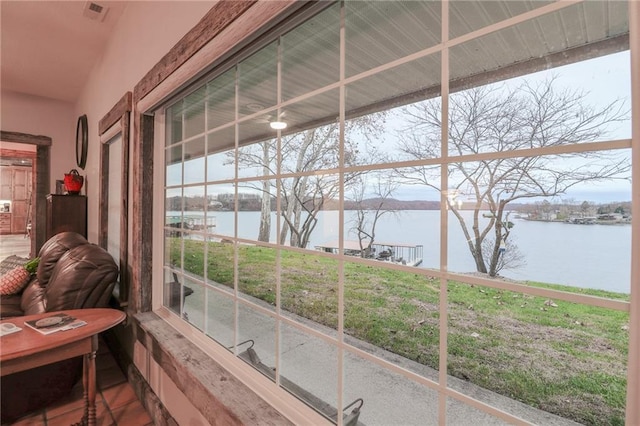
top-left (397, 77), bottom-right (629, 276)
top-left (236, 114), bottom-right (386, 248)
top-left (235, 140), bottom-right (277, 242)
top-left (349, 170), bottom-right (399, 257)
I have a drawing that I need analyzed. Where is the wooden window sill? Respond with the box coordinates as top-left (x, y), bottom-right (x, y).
top-left (133, 312), bottom-right (291, 425)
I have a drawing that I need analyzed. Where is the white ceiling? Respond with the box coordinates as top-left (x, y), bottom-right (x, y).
top-left (1, 1), bottom-right (127, 102)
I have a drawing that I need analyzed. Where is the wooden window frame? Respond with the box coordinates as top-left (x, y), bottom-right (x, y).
top-left (99, 92), bottom-right (132, 307)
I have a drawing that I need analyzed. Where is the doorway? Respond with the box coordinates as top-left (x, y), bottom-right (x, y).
top-left (0, 131), bottom-right (51, 258)
top-left (0, 145), bottom-right (35, 257)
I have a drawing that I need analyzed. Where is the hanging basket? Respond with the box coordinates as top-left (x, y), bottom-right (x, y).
top-left (63, 169), bottom-right (84, 195)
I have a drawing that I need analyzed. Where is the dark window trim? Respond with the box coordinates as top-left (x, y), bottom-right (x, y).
top-left (98, 92), bottom-right (132, 307)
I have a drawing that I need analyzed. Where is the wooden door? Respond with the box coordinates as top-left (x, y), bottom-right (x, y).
top-left (11, 168), bottom-right (30, 233)
top-left (0, 167), bottom-right (11, 200)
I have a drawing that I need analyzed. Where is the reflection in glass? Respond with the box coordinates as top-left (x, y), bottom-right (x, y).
top-left (166, 99), bottom-right (183, 145)
top-left (280, 90), bottom-right (339, 141)
top-left (239, 43), bottom-right (277, 117)
top-left (183, 86), bottom-right (206, 139)
top-left (281, 4), bottom-right (340, 101)
top-left (207, 69), bottom-right (236, 131)
top-left (345, 1), bottom-right (440, 77)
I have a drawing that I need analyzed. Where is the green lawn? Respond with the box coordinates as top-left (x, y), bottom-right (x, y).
top-left (169, 239), bottom-right (629, 425)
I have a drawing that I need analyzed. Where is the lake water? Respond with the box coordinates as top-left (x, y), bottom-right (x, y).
top-left (173, 210), bottom-right (632, 294)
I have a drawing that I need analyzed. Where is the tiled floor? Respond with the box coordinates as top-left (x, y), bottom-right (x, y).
top-left (0, 234), bottom-right (32, 259)
top-left (8, 338), bottom-right (153, 426)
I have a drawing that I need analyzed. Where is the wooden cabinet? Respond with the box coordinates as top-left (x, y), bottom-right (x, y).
top-left (0, 213), bottom-right (10, 234)
top-left (46, 195), bottom-right (87, 239)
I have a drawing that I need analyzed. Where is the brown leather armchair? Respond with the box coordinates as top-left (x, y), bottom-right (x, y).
top-left (0, 232), bottom-right (119, 423)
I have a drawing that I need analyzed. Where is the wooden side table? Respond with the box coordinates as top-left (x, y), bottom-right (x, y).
top-left (1, 309), bottom-right (126, 425)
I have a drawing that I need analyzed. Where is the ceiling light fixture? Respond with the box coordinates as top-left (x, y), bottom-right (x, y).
top-left (270, 121), bottom-right (287, 130)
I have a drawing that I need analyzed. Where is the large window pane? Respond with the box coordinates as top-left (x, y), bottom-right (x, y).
top-left (159, 1), bottom-right (634, 424)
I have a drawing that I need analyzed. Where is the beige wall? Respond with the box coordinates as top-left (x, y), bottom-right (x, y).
top-left (74, 0), bottom-right (214, 243)
top-left (0, 90), bottom-right (74, 193)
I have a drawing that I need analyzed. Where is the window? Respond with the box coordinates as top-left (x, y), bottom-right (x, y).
top-left (155, 1), bottom-right (633, 424)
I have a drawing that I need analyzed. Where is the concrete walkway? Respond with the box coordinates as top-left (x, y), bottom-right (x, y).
top-left (183, 283), bottom-right (580, 426)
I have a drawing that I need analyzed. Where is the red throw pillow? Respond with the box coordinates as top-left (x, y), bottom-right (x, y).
top-left (0, 267), bottom-right (32, 296)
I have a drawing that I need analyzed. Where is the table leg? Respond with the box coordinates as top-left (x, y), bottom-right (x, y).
top-left (78, 337), bottom-right (98, 426)
top-left (86, 349), bottom-right (97, 426)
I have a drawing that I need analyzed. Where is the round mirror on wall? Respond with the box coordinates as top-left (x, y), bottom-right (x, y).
top-left (76, 114), bottom-right (88, 170)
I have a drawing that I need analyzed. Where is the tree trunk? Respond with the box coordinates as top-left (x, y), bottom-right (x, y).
top-left (258, 142), bottom-right (271, 242)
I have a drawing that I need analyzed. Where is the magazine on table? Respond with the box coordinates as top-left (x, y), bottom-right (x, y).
top-left (24, 312), bottom-right (87, 335)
